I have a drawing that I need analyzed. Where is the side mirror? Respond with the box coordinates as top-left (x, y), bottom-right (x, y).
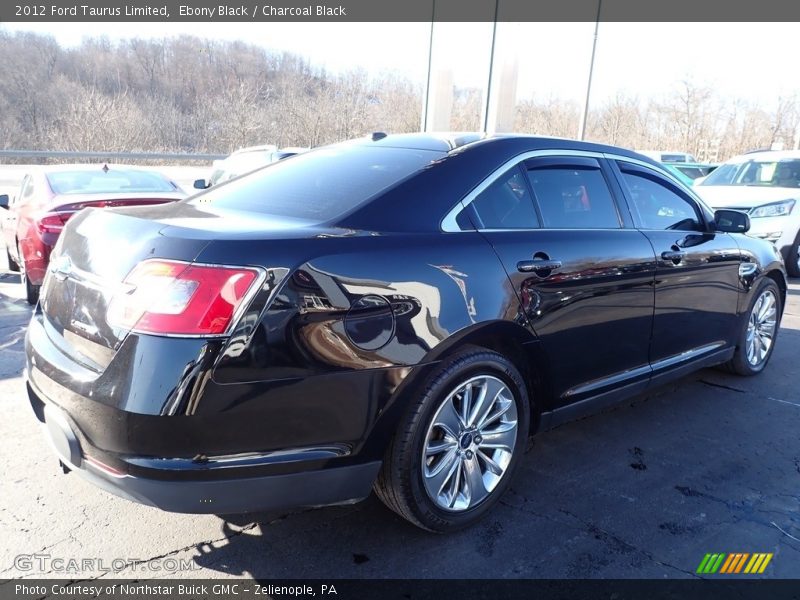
top-left (0, 194), bottom-right (8, 209)
top-left (193, 179), bottom-right (209, 190)
top-left (714, 209), bottom-right (750, 233)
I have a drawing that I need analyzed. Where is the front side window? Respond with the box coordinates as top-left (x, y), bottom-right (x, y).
top-left (621, 171), bottom-right (702, 231)
top-left (21, 176), bottom-right (34, 200)
top-left (527, 167), bottom-right (620, 229)
top-left (466, 167), bottom-right (539, 230)
top-left (11, 175), bottom-right (33, 204)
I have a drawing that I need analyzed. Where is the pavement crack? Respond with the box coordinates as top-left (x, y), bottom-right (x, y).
top-left (556, 508), bottom-right (701, 578)
top-left (698, 379), bottom-right (746, 393)
top-left (499, 490), bottom-right (699, 578)
top-left (161, 521), bottom-right (260, 562)
top-left (771, 521), bottom-right (800, 543)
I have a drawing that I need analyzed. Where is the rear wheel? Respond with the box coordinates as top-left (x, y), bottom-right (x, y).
top-left (374, 349), bottom-right (530, 532)
top-left (6, 248), bottom-right (19, 272)
top-left (18, 243), bottom-right (40, 305)
top-left (722, 278), bottom-right (781, 376)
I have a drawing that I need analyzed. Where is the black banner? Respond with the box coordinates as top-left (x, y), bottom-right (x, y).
top-left (4, 580), bottom-right (800, 600)
top-left (3, 0), bottom-right (800, 22)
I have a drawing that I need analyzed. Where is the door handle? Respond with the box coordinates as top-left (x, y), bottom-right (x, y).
top-left (661, 250), bottom-right (686, 263)
top-left (517, 258), bottom-right (562, 274)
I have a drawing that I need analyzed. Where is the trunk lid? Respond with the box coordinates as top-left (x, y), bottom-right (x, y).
top-left (38, 202), bottom-right (332, 371)
top-left (40, 207), bottom-right (211, 367)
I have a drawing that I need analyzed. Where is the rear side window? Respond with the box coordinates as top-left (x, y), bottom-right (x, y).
top-left (467, 167), bottom-right (539, 229)
top-left (193, 145), bottom-right (442, 222)
top-left (527, 167), bottom-right (620, 229)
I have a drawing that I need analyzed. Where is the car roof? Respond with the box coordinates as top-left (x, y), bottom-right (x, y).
top-left (354, 132), bottom-right (660, 164)
top-left (230, 144), bottom-right (279, 155)
top-left (339, 132), bottom-right (677, 232)
top-left (278, 147), bottom-right (309, 153)
top-left (726, 150), bottom-right (800, 162)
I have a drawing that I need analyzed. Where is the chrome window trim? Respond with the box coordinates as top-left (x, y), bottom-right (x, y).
top-left (439, 148), bottom-right (711, 233)
top-left (441, 149), bottom-right (611, 232)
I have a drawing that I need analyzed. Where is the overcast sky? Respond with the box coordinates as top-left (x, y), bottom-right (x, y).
top-left (4, 21), bottom-right (799, 108)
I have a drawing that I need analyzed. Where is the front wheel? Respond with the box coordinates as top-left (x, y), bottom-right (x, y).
top-left (722, 278), bottom-right (781, 376)
top-left (374, 349), bottom-right (530, 532)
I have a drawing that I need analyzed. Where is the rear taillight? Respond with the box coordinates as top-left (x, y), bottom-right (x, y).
top-left (36, 212), bottom-right (71, 234)
top-left (106, 259), bottom-right (260, 336)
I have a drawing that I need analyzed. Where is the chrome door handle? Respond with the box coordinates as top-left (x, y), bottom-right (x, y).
top-left (661, 250), bottom-right (686, 263)
top-left (517, 259), bottom-right (562, 274)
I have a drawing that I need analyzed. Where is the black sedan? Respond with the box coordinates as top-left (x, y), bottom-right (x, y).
top-left (25, 133), bottom-right (787, 532)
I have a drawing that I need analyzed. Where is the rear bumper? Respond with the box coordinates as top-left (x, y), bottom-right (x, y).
top-left (28, 378), bottom-right (381, 515)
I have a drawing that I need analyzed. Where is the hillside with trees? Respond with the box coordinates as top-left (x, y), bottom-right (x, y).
top-left (0, 29), bottom-right (797, 161)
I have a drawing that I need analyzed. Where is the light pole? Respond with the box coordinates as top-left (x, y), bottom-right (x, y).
top-left (578, 0), bottom-right (602, 141)
top-left (421, 0), bottom-right (436, 132)
top-left (482, 0), bottom-right (500, 132)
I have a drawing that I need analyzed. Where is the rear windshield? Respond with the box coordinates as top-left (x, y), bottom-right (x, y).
top-left (46, 169), bottom-right (176, 195)
top-left (191, 145), bottom-right (442, 222)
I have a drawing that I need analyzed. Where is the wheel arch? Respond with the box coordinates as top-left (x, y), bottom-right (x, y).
top-left (416, 320), bottom-right (547, 432)
top-left (764, 268), bottom-right (787, 315)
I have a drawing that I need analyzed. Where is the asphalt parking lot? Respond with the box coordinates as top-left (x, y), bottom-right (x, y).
top-left (1, 246), bottom-right (799, 580)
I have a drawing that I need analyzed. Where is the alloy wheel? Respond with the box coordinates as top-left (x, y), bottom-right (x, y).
top-left (745, 288), bottom-right (778, 366)
top-left (421, 375), bottom-right (518, 512)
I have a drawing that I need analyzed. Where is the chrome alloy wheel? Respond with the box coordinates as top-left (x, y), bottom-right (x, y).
top-left (421, 375), bottom-right (518, 512)
top-left (746, 288), bottom-right (778, 366)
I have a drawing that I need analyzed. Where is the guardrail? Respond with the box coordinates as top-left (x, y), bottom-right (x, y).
top-left (0, 150), bottom-right (226, 162)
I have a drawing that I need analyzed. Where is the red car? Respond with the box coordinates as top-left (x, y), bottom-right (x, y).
top-left (1, 164), bottom-right (186, 304)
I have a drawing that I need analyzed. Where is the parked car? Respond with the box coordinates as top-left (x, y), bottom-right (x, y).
top-left (194, 145), bottom-right (309, 189)
top-left (661, 163), bottom-right (696, 187)
top-left (695, 150), bottom-right (800, 277)
top-left (0, 164), bottom-right (185, 304)
top-left (638, 150), bottom-right (698, 163)
top-left (26, 134), bottom-right (786, 532)
top-left (668, 162), bottom-right (718, 181)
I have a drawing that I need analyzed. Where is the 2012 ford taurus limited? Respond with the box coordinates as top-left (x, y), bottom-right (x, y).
top-left (25, 134), bottom-right (787, 532)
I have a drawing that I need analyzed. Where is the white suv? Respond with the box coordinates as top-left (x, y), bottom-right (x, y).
top-left (695, 150), bottom-right (800, 276)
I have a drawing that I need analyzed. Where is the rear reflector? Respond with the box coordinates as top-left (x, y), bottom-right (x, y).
top-left (106, 259), bottom-right (260, 336)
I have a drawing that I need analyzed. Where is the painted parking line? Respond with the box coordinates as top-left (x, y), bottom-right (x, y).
top-left (767, 397), bottom-right (800, 409)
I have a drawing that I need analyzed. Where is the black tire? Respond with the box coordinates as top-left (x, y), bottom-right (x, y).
top-left (18, 244), bottom-right (40, 305)
top-left (374, 348), bottom-right (530, 532)
top-left (6, 248), bottom-right (19, 272)
top-left (721, 278), bottom-right (782, 376)
top-left (784, 232), bottom-right (800, 278)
